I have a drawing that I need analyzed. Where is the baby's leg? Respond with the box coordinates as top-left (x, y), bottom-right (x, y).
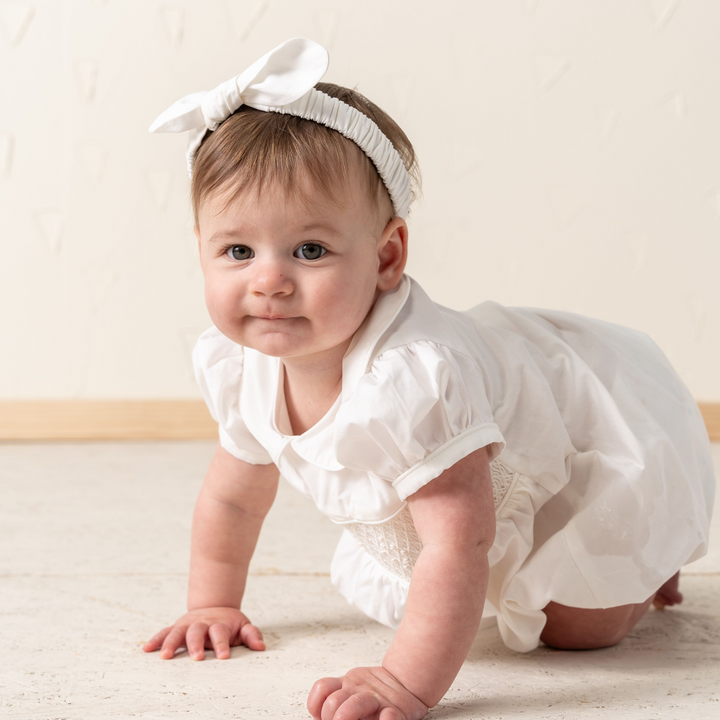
top-left (540, 598), bottom-right (653, 650)
top-left (540, 572), bottom-right (682, 650)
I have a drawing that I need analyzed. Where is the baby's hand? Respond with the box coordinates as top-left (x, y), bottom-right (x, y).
top-left (307, 666), bottom-right (428, 720)
top-left (142, 607), bottom-right (265, 660)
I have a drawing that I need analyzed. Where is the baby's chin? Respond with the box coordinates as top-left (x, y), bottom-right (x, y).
top-left (248, 336), bottom-right (355, 366)
top-left (216, 318), bottom-right (354, 362)
top-left (230, 329), bottom-right (320, 359)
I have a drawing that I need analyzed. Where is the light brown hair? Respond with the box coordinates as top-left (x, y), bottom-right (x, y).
top-left (191, 82), bottom-right (420, 225)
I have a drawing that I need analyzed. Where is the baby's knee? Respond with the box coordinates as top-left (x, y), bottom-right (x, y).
top-left (540, 600), bottom-right (650, 650)
top-left (541, 619), bottom-right (627, 650)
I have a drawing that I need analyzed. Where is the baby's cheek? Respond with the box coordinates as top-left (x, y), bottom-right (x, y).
top-left (205, 282), bottom-right (240, 333)
top-left (322, 289), bottom-right (375, 340)
top-left (204, 285), bottom-right (224, 323)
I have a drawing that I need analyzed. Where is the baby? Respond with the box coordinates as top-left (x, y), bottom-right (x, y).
top-left (143, 38), bottom-right (715, 720)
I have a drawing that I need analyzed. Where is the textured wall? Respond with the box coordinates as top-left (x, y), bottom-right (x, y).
top-left (1, 0), bottom-right (718, 400)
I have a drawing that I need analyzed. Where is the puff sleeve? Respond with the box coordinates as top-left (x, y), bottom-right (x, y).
top-left (193, 327), bottom-right (273, 465)
top-left (334, 341), bottom-right (505, 499)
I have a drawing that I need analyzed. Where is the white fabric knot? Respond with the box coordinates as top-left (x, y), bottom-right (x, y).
top-left (149, 37), bottom-right (412, 218)
top-left (149, 37), bottom-right (327, 175)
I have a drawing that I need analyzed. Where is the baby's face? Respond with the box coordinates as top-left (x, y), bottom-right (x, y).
top-left (195, 169), bottom-right (406, 363)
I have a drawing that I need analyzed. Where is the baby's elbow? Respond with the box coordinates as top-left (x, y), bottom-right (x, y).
top-left (438, 519), bottom-right (495, 560)
top-left (474, 515), bottom-right (496, 555)
top-left (475, 538), bottom-right (495, 562)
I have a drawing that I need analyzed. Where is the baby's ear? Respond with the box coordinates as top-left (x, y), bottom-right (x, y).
top-left (377, 217), bottom-right (408, 291)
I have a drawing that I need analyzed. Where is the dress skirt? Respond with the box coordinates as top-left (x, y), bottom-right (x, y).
top-left (331, 304), bottom-right (715, 652)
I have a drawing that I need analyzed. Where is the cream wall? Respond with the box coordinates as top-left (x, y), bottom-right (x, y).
top-left (1, 0), bottom-right (718, 400)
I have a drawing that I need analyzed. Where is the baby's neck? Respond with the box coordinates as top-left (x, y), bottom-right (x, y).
top-left (281, 343), bottom-right (348, 436)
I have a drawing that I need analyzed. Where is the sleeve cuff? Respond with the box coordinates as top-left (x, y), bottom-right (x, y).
top-left (392, 423), bottom-right (505, 500)
top-left (219, 427), bottom-right (274, 465)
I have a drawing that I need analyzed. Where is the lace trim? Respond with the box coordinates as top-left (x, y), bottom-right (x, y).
top-left (345, 458), bottom-right (519, 582)
top-left (490, 456), bottom-right (517, 513)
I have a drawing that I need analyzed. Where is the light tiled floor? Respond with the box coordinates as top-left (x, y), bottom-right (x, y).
top-left (1, 441), bottom-right (718, 719)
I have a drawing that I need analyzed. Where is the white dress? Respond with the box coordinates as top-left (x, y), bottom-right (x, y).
top-left (193, 275), bottom-right (715, 652)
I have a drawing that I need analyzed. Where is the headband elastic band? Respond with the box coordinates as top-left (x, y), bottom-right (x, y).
top-left (149, 37), bottom-right (411, 218)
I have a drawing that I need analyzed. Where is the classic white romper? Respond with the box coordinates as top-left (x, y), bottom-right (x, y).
top-left (193, 275), bottom-right (715, 651)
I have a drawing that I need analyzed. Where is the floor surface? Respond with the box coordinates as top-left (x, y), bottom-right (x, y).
top-left (1, 441), bottom-right (718, 719)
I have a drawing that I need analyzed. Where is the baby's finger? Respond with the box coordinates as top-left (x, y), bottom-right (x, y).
top-left (239, 621), bottom-right (266, 651)
top-left (307, 677), bottom-right (343, 719)
top-left (142, 626), bottom-right (173, 652)
top-left (159, 625), bottom-right (189, 659)
top-left (321, 689), bottom-right (353, 720)
top-left (186, 622), bottom-right (209, 661)
top-left (208, 623), bottom-right (231, 659)
top-left (334, 692), bottom-right (380, 720)
top-left (378, 707), bottom-right (405, 720)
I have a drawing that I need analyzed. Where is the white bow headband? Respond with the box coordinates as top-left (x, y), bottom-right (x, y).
top-left (149, 37), bottom-right (411, 218)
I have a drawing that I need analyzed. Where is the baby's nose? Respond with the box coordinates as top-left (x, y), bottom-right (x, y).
top-left (250, 260), bottom-right (294, 296)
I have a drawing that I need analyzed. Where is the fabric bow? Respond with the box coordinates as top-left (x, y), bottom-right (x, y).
top-left (149, 38), bottom-right (329, 175)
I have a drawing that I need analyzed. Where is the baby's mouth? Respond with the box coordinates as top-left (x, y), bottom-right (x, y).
top-left (249, 314), bottom-right (304, 325)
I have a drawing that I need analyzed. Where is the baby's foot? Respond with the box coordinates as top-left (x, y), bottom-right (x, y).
top-left (653, 571), bottom-right (683, 610)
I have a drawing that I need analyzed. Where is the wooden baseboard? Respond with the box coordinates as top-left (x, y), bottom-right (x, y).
top-left (698, 402), bottom-right (720, 443)
top-left (0, 401), bottom-right (217, 440)
top-left (0, 400), bottom-right (718, 442)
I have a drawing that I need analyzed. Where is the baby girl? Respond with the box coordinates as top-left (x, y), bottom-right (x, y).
top-left (142, 38), bottom-right (715, 720)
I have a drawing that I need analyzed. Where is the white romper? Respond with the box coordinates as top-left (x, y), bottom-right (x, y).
top-left (193, 275), bottom-right (715, 652)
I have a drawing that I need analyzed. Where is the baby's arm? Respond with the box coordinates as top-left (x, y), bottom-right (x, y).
top-left (385, 445), bottom-right (495, 702)
top-left (308, 446), bottom-right (495, 719)
top-left (143, 444), bottom-right (279, 660)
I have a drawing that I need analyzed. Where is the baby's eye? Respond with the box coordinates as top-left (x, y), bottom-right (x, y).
top-left (294, 243), bottom-right (326, 261)
top-left (226, 245), bottom-right (253, 261)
